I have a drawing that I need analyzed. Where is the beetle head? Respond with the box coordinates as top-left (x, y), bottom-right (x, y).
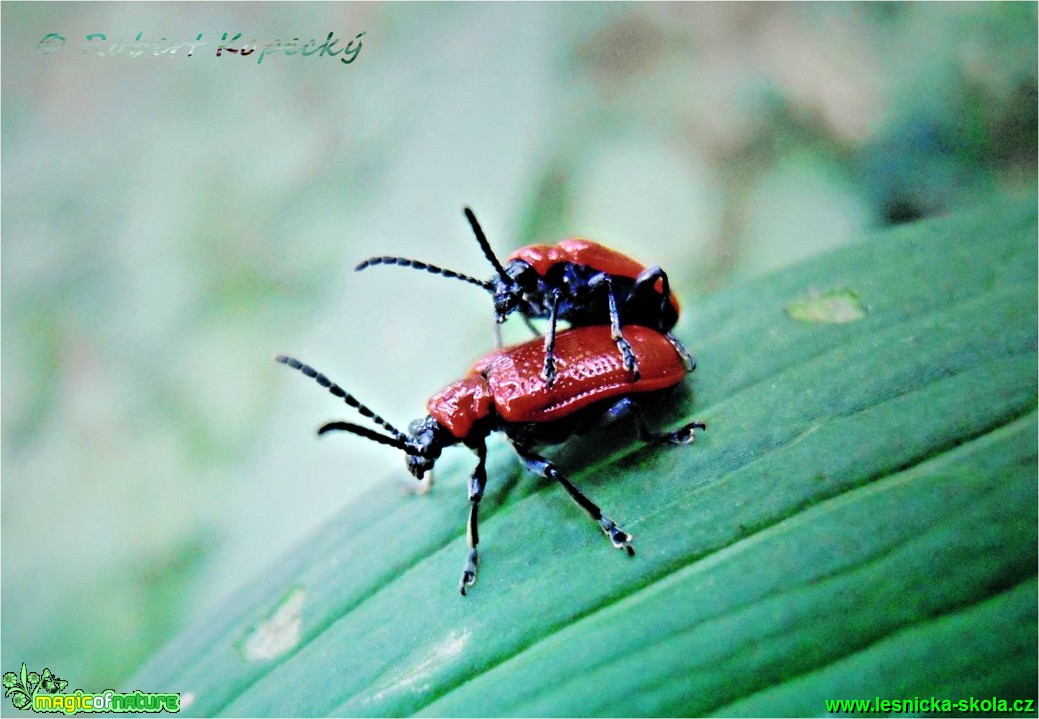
top-left (490, 264), bottom-right (529, 322)
top-left (404, 415), bottom-right (447, 479)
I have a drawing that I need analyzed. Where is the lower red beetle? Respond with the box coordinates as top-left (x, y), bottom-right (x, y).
top-left (276, 325), bottom-right (704, 595)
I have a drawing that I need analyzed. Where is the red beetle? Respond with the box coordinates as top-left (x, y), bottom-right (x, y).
top-left (277, 325), bottom-right (704, 595)
top-left (355, 208), bottom-right (693, 387)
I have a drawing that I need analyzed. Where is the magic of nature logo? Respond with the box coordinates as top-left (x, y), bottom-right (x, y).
top-left (3, 663), bottom-right (180, 715)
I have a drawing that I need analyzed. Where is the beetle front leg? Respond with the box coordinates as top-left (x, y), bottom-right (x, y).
top-left (492, 313), bottom-right (503, 349)
top-left (459, 440), bottom-right (488, 596)
top-left (512, 443), bottom-right (634, 555)
top-left (589, 273), bottom-right (639, 382)
top-left (542, 289), bottom-right (561, 387)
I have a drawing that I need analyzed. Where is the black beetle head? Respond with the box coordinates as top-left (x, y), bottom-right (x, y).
top-left (404, 415), bottom-right (447, 479)
top-left (491, 262), bottom-right (537, 322)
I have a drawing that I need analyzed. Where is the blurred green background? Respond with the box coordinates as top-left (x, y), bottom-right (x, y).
top-left (2, 1), bottom-right (1035, 692)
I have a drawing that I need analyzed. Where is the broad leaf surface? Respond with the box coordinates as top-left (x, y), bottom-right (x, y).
top-left (132, 200), bottom-right (1038, 717)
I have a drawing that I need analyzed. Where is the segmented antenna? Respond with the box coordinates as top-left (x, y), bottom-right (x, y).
top-left (463, 207), bottom-right (508, 279)
top-left (275, 355), bottom-right (409, 444)
top-left (354, 256), bottom-right (492, 291)
top-left (318, 421), bottom-right (420, 455)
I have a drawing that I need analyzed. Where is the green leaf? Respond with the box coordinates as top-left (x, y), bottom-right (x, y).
top-left (131, 199), bottom-right (1037, 717)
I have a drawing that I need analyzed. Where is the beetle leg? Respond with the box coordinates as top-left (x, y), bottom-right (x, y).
top-left (627, 267), bottom-right (695, 371)
top-left (628, 265), bottom-right (671, 327)
top-left (604, 396), bottom-right (706, 446)
top-left (492, 313), bottom-right (503, 349)
top-left (459, 440), bottom-right (488, 596)
top-left (665, 332), bottom-right (696, 373)
top-left (542, 289), bottom-right (561, 387)
top-left (493, 311), bottom-right (540, 348)
top-left (589, 273), bottom-right (639, 381)
top-left (522, 314), bottom-right (541, 338)
top-left (512, 444), bottom-right (634, 555)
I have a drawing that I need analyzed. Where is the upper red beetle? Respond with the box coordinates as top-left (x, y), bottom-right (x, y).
top-left (355, 208), bottom-right (694, 387)
top-left (276, 324), bottom-right (704, 595)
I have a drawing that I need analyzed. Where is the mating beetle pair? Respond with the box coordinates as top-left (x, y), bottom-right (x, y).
top-left (278, 208), bottom-right (704, 594)
top-left (356, 208), bottom-right (695, 385)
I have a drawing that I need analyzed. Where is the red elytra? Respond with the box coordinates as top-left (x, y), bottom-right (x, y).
top-left (428, 325), bottom-right (687, 439)
top-left (505, 239), bottom-right (681, 316)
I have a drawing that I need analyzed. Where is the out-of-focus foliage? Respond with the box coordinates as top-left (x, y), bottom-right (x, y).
top-left (1, 1), bottom-right (1035, 693)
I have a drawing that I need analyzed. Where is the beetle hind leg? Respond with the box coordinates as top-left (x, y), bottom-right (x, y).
top-left (604, 396), bottom-right (706, 446)
top-left (665, 332), bottom-right (696, 373)
top-left (627, 265), bottom-right (675, 327)
top-left (646, 420), bottom-right (707, 446)
top-left (512, 443), bottom-right (635, 556)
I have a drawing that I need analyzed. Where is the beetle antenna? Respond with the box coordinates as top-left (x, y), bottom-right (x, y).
top-left (463, 207), bottom-right (509, 281)
top-left (318, 421), bottom-right (422, 455)
top-left (354, 256), bottom-right (493, 291)
top-left (275, 355), bottom-right (410, 444)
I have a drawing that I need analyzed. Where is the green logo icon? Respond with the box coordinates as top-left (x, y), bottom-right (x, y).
top-left (2, 663), bottom-right (57, 709)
